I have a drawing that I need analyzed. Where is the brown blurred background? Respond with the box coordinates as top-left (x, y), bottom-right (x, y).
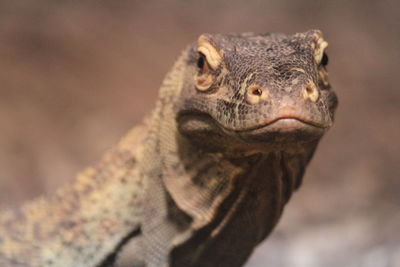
top-left (0, 1), bottom-right (399, 266)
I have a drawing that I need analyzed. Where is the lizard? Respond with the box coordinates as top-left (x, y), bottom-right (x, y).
top-left (0, 29), bottom-right (338, 267)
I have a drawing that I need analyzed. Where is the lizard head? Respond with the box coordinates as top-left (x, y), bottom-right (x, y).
top-left (176, 30), bottom-right (338, 153)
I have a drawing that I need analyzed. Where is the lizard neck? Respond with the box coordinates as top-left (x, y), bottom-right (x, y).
top-left (165, 145), bottom-right (312, 267)
top-left (143, 113), bottom-right (316, 266)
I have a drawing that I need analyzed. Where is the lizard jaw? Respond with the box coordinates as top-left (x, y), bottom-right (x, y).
top-left (234, 116), bottom-right (328, 133)
top-left (177, 112), bottom-right (326, 151)
top-left (235, 117), bottom-right (326, 147)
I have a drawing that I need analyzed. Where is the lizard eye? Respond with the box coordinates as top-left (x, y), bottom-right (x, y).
top-left (321, 52), bottom-right (329, 66)
top-left (197, 52), bottom-right (209, 73)
top-left (195, 52), bottom-right (213, 91)
top-left (318, 52), bottom-right (330, 89)
top-left (195, 34), bottom-right (222, 92)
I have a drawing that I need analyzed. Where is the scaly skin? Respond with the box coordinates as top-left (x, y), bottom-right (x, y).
top-left (0, 30), bottom-right (338, 267)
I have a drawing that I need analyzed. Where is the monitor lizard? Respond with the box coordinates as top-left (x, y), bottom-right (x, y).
top-left (0, 30), bottom-right (338, 267)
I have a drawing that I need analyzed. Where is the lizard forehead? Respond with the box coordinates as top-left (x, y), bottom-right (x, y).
top-left (197, 30), bottom-right (326, 73)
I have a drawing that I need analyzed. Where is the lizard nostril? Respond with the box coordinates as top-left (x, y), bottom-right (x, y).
top-left (303, 81), bottom-right (319, 102)
top-left (246, 84), bottom-right (270, 104)
top-left (306, 84), bottom-right (313, 94)
top-left (251, 87), bottom-right (262, 96)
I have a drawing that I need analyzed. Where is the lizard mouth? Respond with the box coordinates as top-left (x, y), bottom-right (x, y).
top-left (233, 116), bottom-right (328, 144)
top-left (177, 112), bottom-right (328, 150)
top-left (234, 116), bottom-right (328, 133)
top-left (177, 111), bottom-right (328, 138)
